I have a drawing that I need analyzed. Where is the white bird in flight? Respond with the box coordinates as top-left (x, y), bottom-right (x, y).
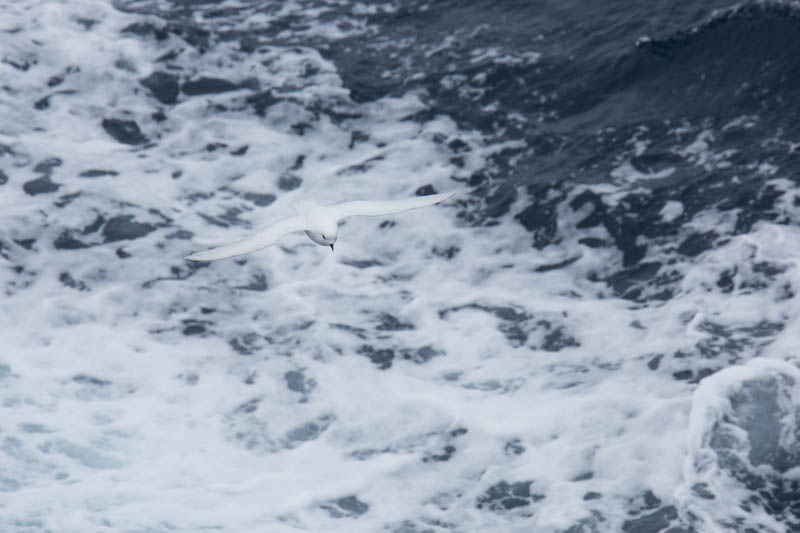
top-left (185, 192), bottom-right (454, 261)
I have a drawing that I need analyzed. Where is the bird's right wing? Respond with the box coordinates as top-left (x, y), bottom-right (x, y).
top-left (326, 192), bottom-right (455, 221)
top-left (185, 215), bottom-right (308, 261)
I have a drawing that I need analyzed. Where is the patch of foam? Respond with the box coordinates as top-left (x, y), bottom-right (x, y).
top-left (678, 358), bottom-right (800, 532)
top-left (610, 159), bottom-right (676, 183)
top-left (660, 200), bottom-right (684, 222)
top-left (675, 129), bottom-right (737, 170)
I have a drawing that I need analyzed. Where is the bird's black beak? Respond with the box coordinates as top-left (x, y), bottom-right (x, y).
top-left (330, 244), bottom-right (334, 251)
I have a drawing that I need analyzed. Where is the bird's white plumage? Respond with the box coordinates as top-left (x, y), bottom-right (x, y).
top-left (185, 216), bottom-right (307, 261)
top-left (185, 192), bottom-right (454, 261)
top-left (325, 192), bottom-right (454, 219)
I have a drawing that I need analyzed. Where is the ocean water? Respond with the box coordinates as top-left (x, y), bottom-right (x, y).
top-left (2, 1), bottom-right (800, 531)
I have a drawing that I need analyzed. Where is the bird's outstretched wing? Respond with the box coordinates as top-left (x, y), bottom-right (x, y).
top-left (185, 216), bottom-right (308, 261)
top-left (326, 192), bottom-right (454, 221)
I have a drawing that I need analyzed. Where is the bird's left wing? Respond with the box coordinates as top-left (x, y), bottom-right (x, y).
top-left (325, 192), bottom-right (454, 221)
top-left (185, 215), bottom-right (308, 261)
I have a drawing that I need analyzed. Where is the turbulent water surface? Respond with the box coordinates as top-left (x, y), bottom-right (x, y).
top-left (3, 1), bottom-right (800, 532)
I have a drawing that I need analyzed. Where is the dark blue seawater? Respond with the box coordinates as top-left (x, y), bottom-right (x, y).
top-left (117, 0), bottom-right (800, 292)
top-left (3, 1), bottom-right (800, 531)
top-left (326, 0), bottom-right (800, 270)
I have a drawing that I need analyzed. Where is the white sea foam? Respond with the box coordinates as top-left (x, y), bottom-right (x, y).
top-left (679, 358), bottom-right (800, 532)
top-left (2, 1), bottom-right (800, 532)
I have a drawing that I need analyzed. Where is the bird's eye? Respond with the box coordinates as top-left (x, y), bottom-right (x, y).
top-left (321, 234), bottom-right (326, 239)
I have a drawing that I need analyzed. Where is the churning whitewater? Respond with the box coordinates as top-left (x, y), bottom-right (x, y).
top-left (2, 1), bottom-right (800, 532)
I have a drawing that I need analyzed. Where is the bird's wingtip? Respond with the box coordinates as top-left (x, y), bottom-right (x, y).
top-left (432, 191), bottom-right (456, 203)
top-left (185, 251), bottom-right (211, 261)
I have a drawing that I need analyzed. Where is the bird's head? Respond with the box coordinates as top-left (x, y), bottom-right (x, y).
top-left (320, 224), bottom-right (338, 251)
